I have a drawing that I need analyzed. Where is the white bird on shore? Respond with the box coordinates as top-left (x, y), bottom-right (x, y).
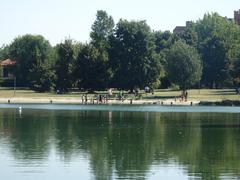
top-left (18, 106), bottom-right (22, 113)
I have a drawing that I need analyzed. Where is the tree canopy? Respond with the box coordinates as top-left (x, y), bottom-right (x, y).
top-left (0, 10), bottom-right (240, 91)
top-left (8, 34), bottom-right (54, 91)
top-left (110, 20), bottom-right (163, 90)
top-left (166, 40), bottom-right (202, 90)
top-left (55, 39), bottom-right (75, 92)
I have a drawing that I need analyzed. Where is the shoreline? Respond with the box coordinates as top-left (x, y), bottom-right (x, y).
top-left (0, 97), bottom-right (207, 106)
top-left (0, 97), bottom-right (238, 106)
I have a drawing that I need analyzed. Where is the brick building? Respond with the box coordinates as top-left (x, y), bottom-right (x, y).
top-left (234, 9), bottom-right (240, 25)
top-left (173, 21), bottom-right (192, 34)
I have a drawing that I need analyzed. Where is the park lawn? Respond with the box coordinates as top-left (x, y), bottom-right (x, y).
top-left (142, 89), bottom-right (240, 102)
top-left (0, 89), bottom-right (84, 98)
top-left (0, 88), bottom-right (239, 102)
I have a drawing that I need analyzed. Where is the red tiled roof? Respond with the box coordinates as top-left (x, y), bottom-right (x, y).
top-left (0, 59), bottom-right (16, 66)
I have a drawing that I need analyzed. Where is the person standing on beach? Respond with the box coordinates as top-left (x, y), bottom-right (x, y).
top-left (99, 94), bottom-right (102, 103)
top-left (81, 95), bottom-right (84, 103)
top-left (185, 91), bottom-right (188, 101)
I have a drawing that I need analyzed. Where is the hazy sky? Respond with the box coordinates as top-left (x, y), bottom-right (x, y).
top-left (0, 0), bottom-right (239, 46)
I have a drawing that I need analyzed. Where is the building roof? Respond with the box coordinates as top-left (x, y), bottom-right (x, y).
top-left (0, 59), bottom-right (16, 66)
top-left (173, 26), bottom-right (186, 34)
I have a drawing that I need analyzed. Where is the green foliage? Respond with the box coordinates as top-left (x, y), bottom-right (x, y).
top-left (153, 31), bottom-right (177, 88)
top-left (110, 20), bottom-right (163, 90)
top-left (8, 34), bottom-right (54, 91)
top-left (55, 39), bottom-right (75, 92)
top-left (29, 64), bottom-right (55, 92)
top-left (178, 26), bottom-right (198, 48)
top-left (90, 10), bottom-right (114, 51)
top-left (1, 10), bottom-right (240, 91)
top-left (232, 51), bottom-right (240, 86)
top-left (194, 13), bottom-right (240, 88)
top-left (73, 10), bottom-right (114, 91)
top-left (75, 44), bottom-right (110, 90)
top-left (154, 31), bottom-right (176, 53)
top-left (199, 35), bottom-right (229, 88)
top-left (0, 45), bottom-right (10, 60)
top-left (166, 40), bottom-right (202, 90)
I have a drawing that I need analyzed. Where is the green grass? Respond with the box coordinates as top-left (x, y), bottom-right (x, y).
top-left (0, 88), bottom-right (240, 102)
top-left (143, 89), bottom-right (240, 102)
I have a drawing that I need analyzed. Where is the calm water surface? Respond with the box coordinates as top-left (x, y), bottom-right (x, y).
top-left (0, 105), bottom-right (240, 179)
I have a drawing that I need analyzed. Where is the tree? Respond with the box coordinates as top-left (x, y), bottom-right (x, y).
top-left (154, 30), bottom-right (175, 53)
top-left (232, 47), bottom-right (240, 86)
top-left (194, 13), bottom-right (240, 87)
top-left (109, 20), bottom-right (163, 90)
top-left (88, 10), bottom-right (114, 89)
top-left (199, 36), bottom-right (229, 88)
top-left (8, 34), bottom-right (54, 91)
top-left (166, 40), bottom-right (202, 91)
top-left (0, 45), bottom-right (10, 60)
top-left (90, 10), bottom-right (114, 51)
top-left (29, 64), bottom-right (55, 92)
top-left (153, 31), bottom-right (177, 88)
top-left (178, 26), bottom-right (198, 48)
top-left (55, 39), bottom-right (75, 92)
top-left (75, 44), bottom-right (109, 90)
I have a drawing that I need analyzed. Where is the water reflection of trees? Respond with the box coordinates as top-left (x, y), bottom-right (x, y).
top-left (0, 109), bottom-right (53, 161)
top-left (0, 109), bottom-right (240, 179)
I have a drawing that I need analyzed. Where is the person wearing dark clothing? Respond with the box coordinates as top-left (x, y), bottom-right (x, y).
top-left (185, 91), bottom-right (188, 101)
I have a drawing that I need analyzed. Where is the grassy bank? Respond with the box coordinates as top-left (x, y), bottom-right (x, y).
top-left (0, 88), bottom-right (239, 102)
top-left (144, 89), bottom-right (240, 102)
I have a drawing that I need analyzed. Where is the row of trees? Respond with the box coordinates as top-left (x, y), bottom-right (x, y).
top-left (0, 11), bottom-right (240, 92)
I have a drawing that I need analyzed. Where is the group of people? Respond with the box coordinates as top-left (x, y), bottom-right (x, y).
top-left (81, 94), bottom-right (88, 103)
top-left (180, 91), bottom-right (188, 101)
top-left (97, 94), bottom-right (108, 104)
top-left (81, 94), bottom-right (109, 104)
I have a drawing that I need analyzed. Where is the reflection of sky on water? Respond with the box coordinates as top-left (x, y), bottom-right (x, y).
top-left (0, 142), bottom-right (91, 180)
top-left (0, 144), bottom-right (189, 180)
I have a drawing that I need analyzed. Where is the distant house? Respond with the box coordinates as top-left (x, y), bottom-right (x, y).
top-left (0, 59), bottom-right (16, 78)
top-left (173, 26), bottom-right (186, 34)
top-left (234, 9), bottom-right (240, 25)
top-left (173, 10), bottom-right (240, 35)
top-left (173, 21), bottom-right (193, 34)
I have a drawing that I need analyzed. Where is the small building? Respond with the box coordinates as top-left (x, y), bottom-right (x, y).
top-left (0, 59), bottom-right (16, 78)
top-left (234, 9), bottom-right (240, 25)
top-left (173, 26), bottom-right (186, 34)
top-left (173, 21), bottom-right (192, 34)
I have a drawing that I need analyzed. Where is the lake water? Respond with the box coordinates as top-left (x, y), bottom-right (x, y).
top-left (0, 104), bottom-right (240, 179)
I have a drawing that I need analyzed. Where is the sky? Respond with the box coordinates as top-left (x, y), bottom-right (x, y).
top-left (0, 0), bottom-right (240, 46)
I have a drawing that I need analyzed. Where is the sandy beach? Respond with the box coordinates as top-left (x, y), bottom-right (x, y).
top-left (0, 97), bottom-right (200, 106)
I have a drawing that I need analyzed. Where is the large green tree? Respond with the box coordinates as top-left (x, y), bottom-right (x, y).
top-left (232, 48), bottom-right (240, 86)
top-left (75, 44), bottom-right (109, 90)
top-left (195, 13), bottom-right (240, 87)
top-left (154, 31), bottom-right (175, 54)
top-left (74, 10), bottom-right (114, 90)
top-left (178, 26), bottom-right (198, 48)
top-left (199, 35), bottom-right (229, 88)
top-left (8, 34), bottom-right (54, 91)
top-left (153, 31), bottom-right (178, 88)
top-left (166, 40), bottom-right (202, 91)
top-left (90, 10), bottom-right (114, 51)
top-left (55, 39), bottom-right (75, 92)
top-left (110, 20), bottom-right (163, 90)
